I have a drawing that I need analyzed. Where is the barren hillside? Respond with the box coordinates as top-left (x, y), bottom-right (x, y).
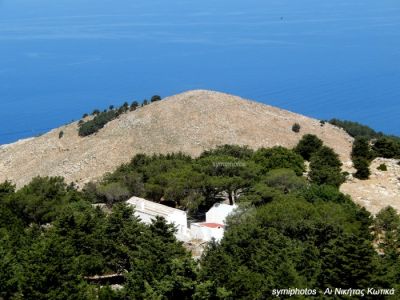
top-left (0, 90), bottom-right (354, 189)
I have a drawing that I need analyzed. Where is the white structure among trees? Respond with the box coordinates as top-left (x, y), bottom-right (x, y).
top-left (126, 196), bottom-right (189, 241)
top-left (126, 196), bottom-right (237, 242)
top-left (206, 203), bottom-right (238, 225)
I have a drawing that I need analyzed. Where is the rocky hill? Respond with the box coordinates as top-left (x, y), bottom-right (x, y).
top-left (6, 90), bottom-right (397, 213)
top-left (0, 90), bottom-right (353, 188)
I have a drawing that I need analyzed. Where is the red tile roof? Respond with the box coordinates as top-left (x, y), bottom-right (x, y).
top-left (200, 223), bottom-right (224, 229)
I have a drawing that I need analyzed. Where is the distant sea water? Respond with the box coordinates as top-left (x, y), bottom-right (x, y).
top-left (0, 0), bottom-right (399, 144)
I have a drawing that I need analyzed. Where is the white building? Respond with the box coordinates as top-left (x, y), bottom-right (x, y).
top-left (126, 197), bottom-right (237, 243)
top-left (190, 203), bottom-right (238, 242)
top-left (205, 203), bottom-right (238, 225)
top-left (190, 222), bottom-right (225, 242)
top-left (126, 196), bottom-right (189, 241)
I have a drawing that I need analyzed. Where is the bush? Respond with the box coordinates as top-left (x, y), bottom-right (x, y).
top-left (130, 101), bottom-right (139, 111)
top-left (97, 182), bottom-right (130, 208)
top-left (151, 95), bottom-right (162, 102)
top-left (351, 137), bottom-right (372, 160)
top-left (78, 110), bottom-right (117, 137)
top-left (292, 123), bottom-right (301, 133)
top-left (253, 146), bottom-right (305, 176)
top-left (58, 131), bottom-right (64, 139)
top-left (309, 146), bottom-right (345, 187)
top-left (351, 137), bottom-right (372, 179)
top-left (373, 137), bottom-right (400, 158)
top-left (295, 134), bottom-right (323, 161)
top-left (377, 163), bottom-right (387, 171)
top-left (353, 158), bottom-right (371, 180)
top-left (329, 119), bottom-right (382, 139)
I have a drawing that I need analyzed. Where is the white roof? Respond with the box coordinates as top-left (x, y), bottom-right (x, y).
top-left (207, 203), bottom-right (237, 215)
top-left (206, 203), bottom-right (237, 224)
top-left (126, 196), bottom-right (185, 219)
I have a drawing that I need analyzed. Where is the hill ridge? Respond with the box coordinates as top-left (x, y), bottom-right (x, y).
top-left (0, 89), bottom-right (353, 189)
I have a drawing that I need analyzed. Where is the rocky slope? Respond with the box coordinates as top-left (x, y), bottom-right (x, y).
top-left (341, 158), bottom-right (400, 214)
top-left (0, 90), bottom-right (354, 189)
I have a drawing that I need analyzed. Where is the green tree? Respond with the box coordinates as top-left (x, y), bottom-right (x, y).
top-left (319, 234), bottom-right (378, 289)
top-left (125, 216), bottom-right (195, 299)
top-left (0, 180), bottom-right (15, 198)
top-left (194, 155), bottom-right (258, 205)
top-left (352, 137), bottom-right (372, 159)
top-left (353, 157), bottom-right (371, 179)
top-left (294, 134), bottom-right (323, 161)
top-left (252, 146), bottom-right (305, 176)
top-left (309, 146), bottom-right (345, 187)
top-left (373, 137), bottom-right (400, 158)
top-left (97, 182), bottom-right (130, 208)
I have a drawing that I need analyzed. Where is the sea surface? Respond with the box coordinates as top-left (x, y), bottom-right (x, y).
top-left (1, 0), bottom-right (399, 144)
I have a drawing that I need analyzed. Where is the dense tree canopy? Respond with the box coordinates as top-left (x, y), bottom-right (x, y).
top-left (1, 143), bottom-right (399, 299)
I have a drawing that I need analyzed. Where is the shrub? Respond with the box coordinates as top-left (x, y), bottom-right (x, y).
top-left (130, 101), bottom-right (139, 111)
top-left (295, 134), bottom-right (323, 161)
top-left (373, 137), bottom-right (400, 158)
top-left (82, 113), bottom-right (88, 118)
top-left (351, 137), bottom-right (372, 160)
top-left (351, 137), bottom-right (372, 180)
top-left (58, 131), bottom-right (64, 139)
top-left (253, 146), bottom-right (305, 176)
top-left (320, 120), bottom-right (326, 127)
top-left (377, 163), bottom-right (387, 171)
top-left (353, 158), bottom-right (371, 180)
top-left (122, 102), bottom-right (129, 112)
top-left (97, 182), bottom-right (130, 208)
top-left (309, 146), bottom-right (345, 187)
top-left (78, 110), bottom-right (117, 137)
top-left (329, 118), bottom-right (382, 139)
top-left (292, 123), bottom-right (301, 133)
top-left (151, 95), bottom-right (162, 102)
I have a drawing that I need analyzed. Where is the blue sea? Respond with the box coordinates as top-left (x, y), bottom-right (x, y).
top-left (1, 0), bottom-right (399, 144)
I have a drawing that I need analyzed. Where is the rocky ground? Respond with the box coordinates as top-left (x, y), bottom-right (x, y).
top-left (341, 158), bottom-right (400, 214)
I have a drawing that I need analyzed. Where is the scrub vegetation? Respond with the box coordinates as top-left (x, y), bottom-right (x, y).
top-left (78, 96), bottom-right (162, 137)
